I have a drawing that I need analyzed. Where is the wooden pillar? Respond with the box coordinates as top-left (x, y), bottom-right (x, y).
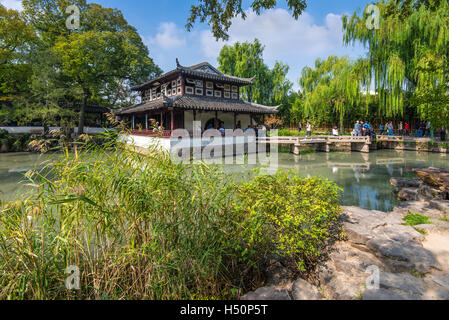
top-left (193, 110), bottom-right (197, 121)
top-left (132, 115), bottom-right (135, 130)
top-left (215, 111), bottom-right (218, 129)
top-left (234, 113), bottom-right (237, 129)
top-left (160, 111), bottom-right (164, 130)
top-left (170, 109), bottom-right (174, 132)
top-left (145, 114), bottom-right (148, 130)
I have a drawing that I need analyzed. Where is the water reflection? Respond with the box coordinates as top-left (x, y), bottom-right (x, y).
top-left (222, 150), bottom-right (449, 212)
top-left (1, 150), bottom-right (449, 212)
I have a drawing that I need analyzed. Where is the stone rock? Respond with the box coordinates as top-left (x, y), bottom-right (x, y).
top-left (418, 184), bottom-right (446, 201)
top-left (363, 288), bottom-right (421, 300)
top-left (379, 272), bottom-right (426, 295)
top-left (429, 275), bottom-right (449, 291)
top-left (366, 239), bottom-right (441, 274)
top-left (397, 188), bottom-right (419, 201)
top-left (413, 168), bottom-right (449, 192)
top-left (291, 279), bottom-right (322, 300)
top-left (240, 287), bottom-right (292, 300)
top-left (429, 199), bottom-right (449, 213)
top-left (391, 178), bottom-right (421, 189)
top-left (373, 224), bottom-right (425, 243)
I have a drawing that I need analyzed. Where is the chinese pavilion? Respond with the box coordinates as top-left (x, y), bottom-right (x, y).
top-left (116, 59), bottom-right (278, 137)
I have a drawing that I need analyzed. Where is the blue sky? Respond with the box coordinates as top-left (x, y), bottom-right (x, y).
top-left (2, 0), bottom-right (370, 89)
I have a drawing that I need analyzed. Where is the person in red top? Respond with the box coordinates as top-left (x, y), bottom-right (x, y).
top-left (404, 122), bottom-right (410, 136)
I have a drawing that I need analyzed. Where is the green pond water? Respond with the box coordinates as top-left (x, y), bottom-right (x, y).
top-left (1, 150), bottom-right (448, 212)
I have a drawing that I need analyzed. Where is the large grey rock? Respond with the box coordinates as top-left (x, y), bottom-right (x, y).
top-left (241, 287), bottom-right (291, 300)
top-left (373, 224), bottom-right (426, 243)
top-left (363, 288), bottom-right (421, 300)
top-left (291, 279), bottom-right (322, 300)
top-left (326, 273), bottom-right (364, 300)
top-left (342, 207), bottom-right (387, 245)
top-left (379, 272), bottom-right (426, 295)
top-left (391, 178), bottom-right (421, 189)
top-left (429, 200), bottom-right (449, 213)
top-left (397, 188), bottom-right (419, 201)
top-left (429, 275), bottom-right (449, 291)
top-left (366, 239), bottom-right (441, 273)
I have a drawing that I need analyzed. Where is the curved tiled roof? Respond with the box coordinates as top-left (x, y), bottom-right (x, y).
top-left (116, 95), bottom-right (278, 115)
top-left (132, 61), bottom-right (254, 91)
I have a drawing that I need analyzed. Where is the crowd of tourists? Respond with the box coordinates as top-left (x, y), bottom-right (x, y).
top-left (298, 120), bottom-right (447, 141)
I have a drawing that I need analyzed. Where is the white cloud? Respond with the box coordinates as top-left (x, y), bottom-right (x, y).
top-left (144, 9), bottom-right (365, 90)
top-left (0, 0), bottom-right (23, 11)
top-left (147, 22), bottom-right (187, 50)
top-left (200, 9), bottom-right (348, 61)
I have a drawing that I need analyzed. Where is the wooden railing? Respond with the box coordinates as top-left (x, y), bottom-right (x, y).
top-left (131, 129), bottom-right (172, 138)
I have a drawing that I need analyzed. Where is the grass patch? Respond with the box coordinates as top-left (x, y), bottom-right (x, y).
top-left (413, 228), bottom-right (428, 235)
top-left (403, 213), bottom-right (431, 226)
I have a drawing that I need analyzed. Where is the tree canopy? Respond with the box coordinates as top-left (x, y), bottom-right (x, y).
top-left (298, 56), bottom-right (373, 131)
top-left (217, 39), bottom-right (293, 119)
top-left (187, 0), bottom-right (307, 40)
top-left (343, 0), bottom-right (449, 129)
top-left (1, 0), bottom-right (162, 132)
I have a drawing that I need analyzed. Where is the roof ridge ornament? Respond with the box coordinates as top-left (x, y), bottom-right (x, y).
top-left (176, 58), bottom-right (181, 68)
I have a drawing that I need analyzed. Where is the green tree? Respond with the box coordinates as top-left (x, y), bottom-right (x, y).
top-left (187, 0), bottom-right (307, 40)
top-left (0, 4), bottom-right (35, 100)
top-left (343, 0), bottom-right (449, 129)
top-left (299, 56), bottom-right (369, 132)
top-left (218, 39), bottom-right (293, 119)
top-left (22, 0), bottom-right (162, 134)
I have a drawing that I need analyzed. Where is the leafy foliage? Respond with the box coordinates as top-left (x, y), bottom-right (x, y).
top-left (236, 172), bottom-right (343, 272)
top-left (187, 0), bottom-right (307, 40)
top-left (343, 0), bottom-right (449, 128)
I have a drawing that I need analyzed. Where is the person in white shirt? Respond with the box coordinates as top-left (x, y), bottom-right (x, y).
top-left (332, 127), bottom-right (339, 136)
top-left (306, 122), bottom-right (312, 137)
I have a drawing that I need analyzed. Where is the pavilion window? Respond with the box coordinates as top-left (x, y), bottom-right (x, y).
top-left (172, 80), bottom-right (177, 88)
top-left (195, 88), bottom-right (204, 96)
top-left (195, 80), bottom-right (203, 87)
top-left (232, 86), bottom-right (238, 92)
top-left (206, 89), bottom-right (214, 97)
top-left (214, 90), bottom-right (222, 98)
top-left (177, 87), bottom-right (182, 94)
top-left (206, 82), bottom-right (213, 89)
top-left (232, 93), bottom-right (238, 100)
top-left (186, 78), bottom-right (195, 84)
top-left (186, 86), bottom-right (194, 94)
top-left (224, 84), bottom-right (231, 91)
top-left (224, 92), bottom-right (230, 99)
top-left (177, 78), bottom-right (182, 86)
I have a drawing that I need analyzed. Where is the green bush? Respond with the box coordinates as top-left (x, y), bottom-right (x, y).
top-left (236, 172), bottom-right (343, 272)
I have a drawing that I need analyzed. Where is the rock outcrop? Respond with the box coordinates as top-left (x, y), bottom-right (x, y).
top-left (241, 201), bottom-right (449, 300)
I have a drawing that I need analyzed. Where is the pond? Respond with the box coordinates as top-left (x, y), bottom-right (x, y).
top-left (1, 150), bottom-right (448, 212)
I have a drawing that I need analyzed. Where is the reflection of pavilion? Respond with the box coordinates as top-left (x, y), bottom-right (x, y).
top-left (375, 158), bottom-right (405, 165)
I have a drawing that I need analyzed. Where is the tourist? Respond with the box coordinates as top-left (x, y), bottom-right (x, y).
top-left (379, 123), bottom-right (385, 135)
top-left (306, 122), bottom-right (312, 137)
top-left (362, 121), bottom-right (371, 136)
top-left (441, 128), bottom-right (447, 141)
top-left (298, 122), bottom-right (302, 133)
top-left (426, 121), bottom-right (431, 137)
top-left (398, 121), bottom-right (403, 136)
top-left (404, 122), bottom-right (410, 136)
top-left (332, 126), bottom-right (339, 136)
top-left (218, 122), bottom-right (225, 136)
top-left (354, 121), bottom-right (361, 136)
top-left (387, 122), bottom-right (394, 136)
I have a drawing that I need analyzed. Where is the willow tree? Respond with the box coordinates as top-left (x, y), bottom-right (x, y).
top-left (299, 56), bottom-right (370, 133)
top-left (217, 39), bottom-right (293, 112)
top-left (343, 0), bottom-right (449, 129)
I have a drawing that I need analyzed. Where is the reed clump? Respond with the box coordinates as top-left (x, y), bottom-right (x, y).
top-left (0, 134), bottom-right (342, 300)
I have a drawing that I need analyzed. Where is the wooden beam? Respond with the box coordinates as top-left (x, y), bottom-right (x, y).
top-left (170, 109), bottom-right (174, 132)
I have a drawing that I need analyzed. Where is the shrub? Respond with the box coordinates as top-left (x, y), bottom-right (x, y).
top-left (404, 213), bottom-right (431, 226)
top-left (235, 172), bottom-right (343, 272)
